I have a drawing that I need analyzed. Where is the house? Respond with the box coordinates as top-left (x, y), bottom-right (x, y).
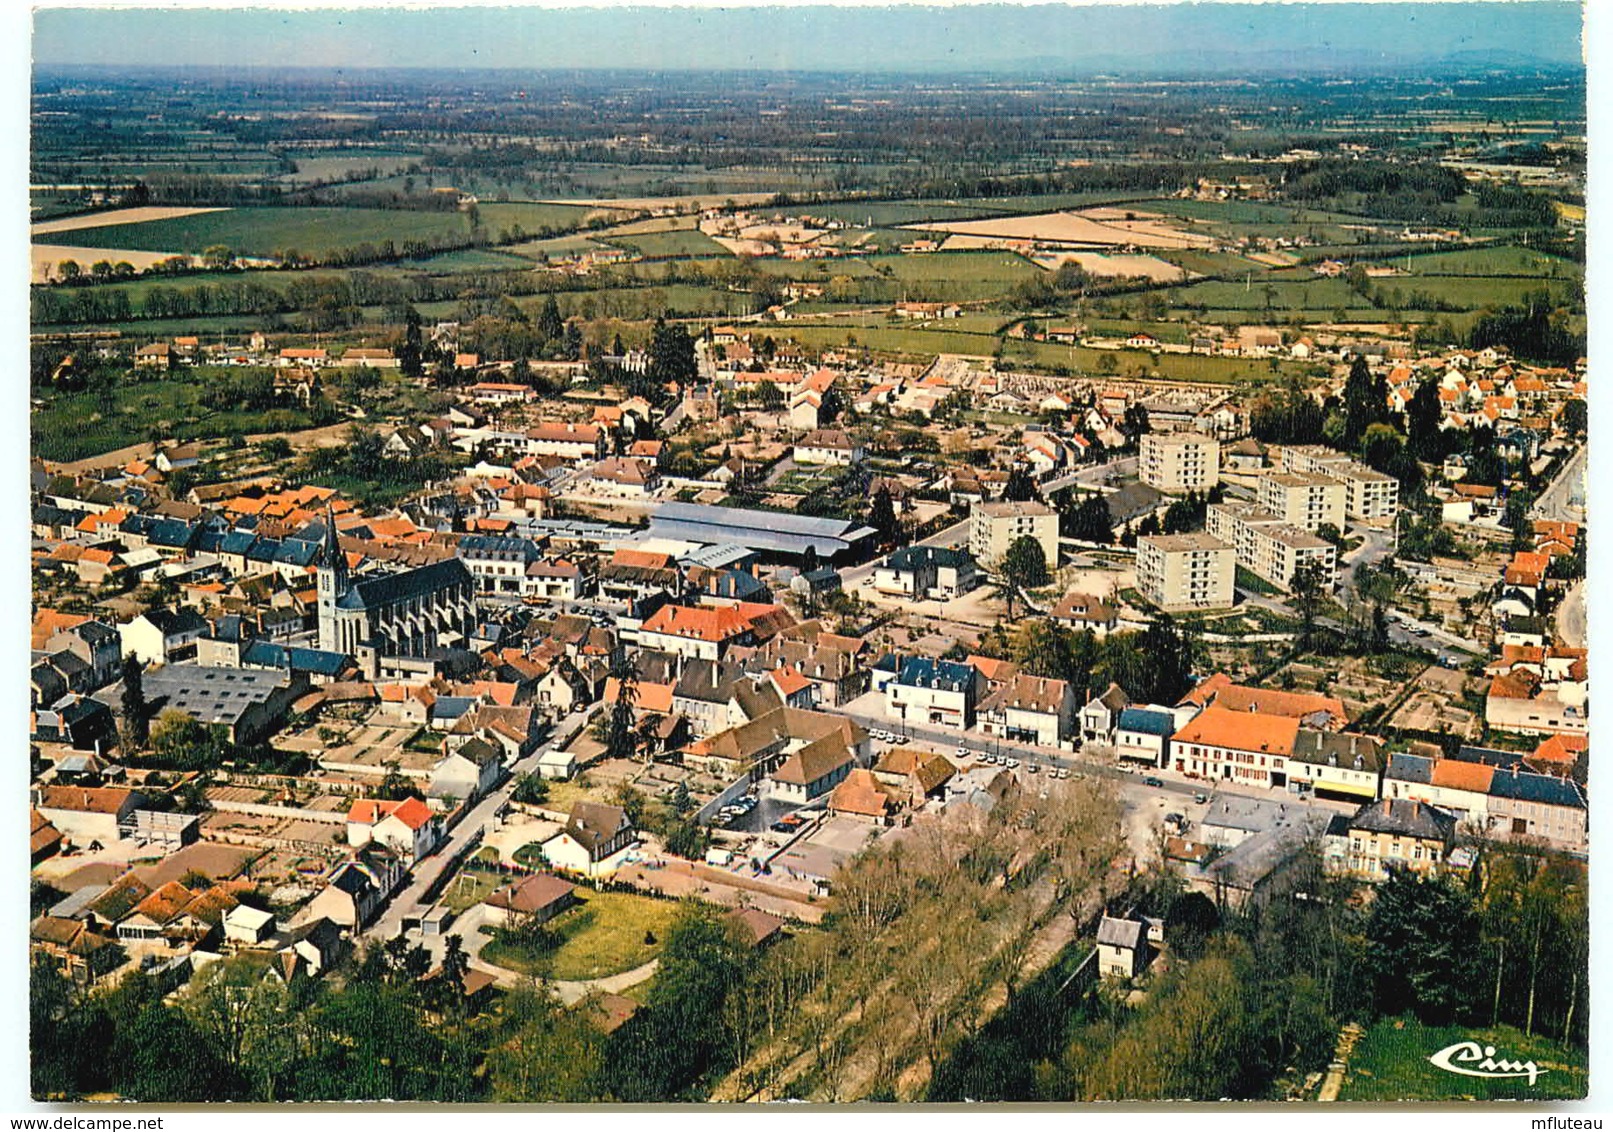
top-left (1081, 683), bottom-right (1130, 745)
top-left (793, 429), bottom-right (865, 467)
top-left (481, 872), bottom-right (578, 928)
top-left (587, 457), bottom-right (660, 497)
top-left (429, 737), bottom-right (504, 803)
top-left (346, 796), bottom-right (443, 865)
top-left (139, 664), bottom-right (306, 746)
top-left (119, 607), bottom-right (209, 664)
top-left (1049, 592), bottom-right (1118, 636)
top-left (725, 907), bottom-right (786, 949)
top-left (978, 673), bottom-right (1076, 748)
top-left (223, 904), bottom-right (277, 946)
top-left (870, 546), bottom-right (980, 601)
top-left (542, 802), bottom-right (637, 877)
top-left (1168, 706), bottom-right (1301, 787)
top-left (300, 850), bottom-right (408, 928)
top-left (1096, 915), bottom-right (1149, 979)
top-left (277, 918), bottom-right (346, 977)
top-left (828, 767), bottom-right (896, 822)
top-left (1284, 730), bottom-right (1384, 803)
top-left (887, 657), bottom-right (981, 731)
top-left (872, 745), bottom-right (955, 808)
top-left (1341, 798), bottom-right (1456, 881)
top-left (30, 916), bottom-right (123, 983)
top-left (770, 738), bottom-right (855, 803)
top-left (1113, 706), bottom-right (1177, 765)
top-left (31, 810), bottom-right (63, 864)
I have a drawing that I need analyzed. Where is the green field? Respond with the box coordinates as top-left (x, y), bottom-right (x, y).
top-left (44, 207), bottom-right (481, 258)
top-left (602, 228), bottom-right (732, 258)
top-left (32, 369), bottom-right (321, 463)
top-left (1398, 244), bottom-right (1583, 279)
top-left (1338, 1018), bottom-right (1587, 1102)
top-left (39, 203), bottom-right (595, 260)
top-left (404, 248), bottom-right (538, 272)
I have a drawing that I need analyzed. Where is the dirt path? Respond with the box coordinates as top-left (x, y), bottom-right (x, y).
top-left (1317, 1021), bottom-right (1367, 1101)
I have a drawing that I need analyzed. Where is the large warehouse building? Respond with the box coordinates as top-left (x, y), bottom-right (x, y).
top-left (646, 502), bottom-right (877, 563)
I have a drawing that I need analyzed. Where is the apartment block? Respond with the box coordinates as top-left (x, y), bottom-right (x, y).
top-left (970, 499), bottom-right (1059, 570)
top-left (1206, 502), bottom-right (1337, 592)
top-left (1140, 431), bottom-right (1220, 494)
top-left (1257, 471), bottom-right (1346, 531)
top-left (1136, 533), bottom-right (1235, 613)
top-left (1279, 445), bottom-right (1399, 521)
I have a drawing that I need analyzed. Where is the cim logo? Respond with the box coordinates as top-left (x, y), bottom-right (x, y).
top-left (1429, 1040), bottom-right (1545, 1086)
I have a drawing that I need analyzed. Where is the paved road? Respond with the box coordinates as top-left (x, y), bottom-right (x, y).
top-left (367, 715), bottom-right (581, 941)
top-left (1531, 445), bottom-right (1586, 524)
top-left (827, 704), bottom-right (1358, 824)
top-left (1045, 455), bottom-right (1138, 496)
top-left (1337, 522), bottom-right (1394, 597)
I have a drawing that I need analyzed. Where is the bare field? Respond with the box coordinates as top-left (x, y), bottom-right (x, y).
top-left (32, 244), bottom-right (193, 283)
top-left (30, 205), bottom-right (229, 236)
top-left (1027, 248), bottom-right (1192, 281)
top-left (908, 208), bottom-right (1216, 249)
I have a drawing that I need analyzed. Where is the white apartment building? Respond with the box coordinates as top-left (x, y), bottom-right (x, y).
top-left (1279, 445), bottom-right (1399, 521)
top-left (1136, 533), bottom-right (1235, 613)
top-left (970, 500), bottom-right (1060, 570)
top-left (1140, 431), bottom-right (1220, 495)
top-left (1206, 502), bottom-right (1337, 592)
top-left (1258, 471), bottom-right (1346, 531)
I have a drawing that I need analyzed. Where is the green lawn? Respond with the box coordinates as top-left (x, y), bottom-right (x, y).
top-left (1338, 1017), bottom-right (1587, 1102)
top-left (442, 867), bottom-right (505, 914)
top-left (481, 891), bottom-right (682, 981)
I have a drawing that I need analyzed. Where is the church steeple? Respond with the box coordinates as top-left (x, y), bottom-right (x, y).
top-left (316, 505), bottom-right (348, 651)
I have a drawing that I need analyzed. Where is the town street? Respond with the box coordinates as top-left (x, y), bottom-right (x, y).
top-left (366, 717), bottom-right (582, 941)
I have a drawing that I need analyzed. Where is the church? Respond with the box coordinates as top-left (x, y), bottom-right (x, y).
top-left (317, 517), bottom-right (476, 680)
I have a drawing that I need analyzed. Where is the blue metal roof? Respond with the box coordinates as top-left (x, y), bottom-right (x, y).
top-left (896, 656), bottom-right (976, 693)
top-left (241, 639), bottom-right (349, 677)
top-left (1116, 707), bottom-right (1175, 737)
top-left (220, 530), bottom-right (258, 555)
top-left (247, 538), bottom-right (283, 562)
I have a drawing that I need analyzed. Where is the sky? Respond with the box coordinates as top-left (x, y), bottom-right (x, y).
top-left (31, 2), bottom-right (1585, 74)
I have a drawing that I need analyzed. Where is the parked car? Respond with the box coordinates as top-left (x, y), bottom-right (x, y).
top-left (1026, 763), bottom-right (1040, 774)
top-left (1193, 792), bottom-right (1209, 804)
top-left (1005, 758), bottom-right (1020, 769)
top-left (1143, 776), bottom-right (1164, 788)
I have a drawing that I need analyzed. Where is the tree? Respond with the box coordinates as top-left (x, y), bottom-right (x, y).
top-left (991, 535), bottom-right (1050, 620)
top-left (512, 773), bottom-right (549, 805)
top-left (399, 306), bottom-right (424, 378)
top-left (1340, 355), bottom-right (1382, 452)
top-left (1003, 464), bottom-right (1039, 502)
top-left (537, 295), bottom-right (565, 344)
top-left (867, 485), bottom-right (900, 544)
top-left (1559, 397), bottom-right (1587, 437)
top-left (1290, 560), bottom-right (1329, 651)
top-left (1364, 870), bottom-right (1479, 1025)
top-left (1064, 492), bottom-right (1113, 545)
top-left (647, 319), bottom-right (697, 394)
top-left (1405, 378), bottom-right (1444, 462)
top-left (757, 380), bottom-right (785, 413)
top-left (118, 654), bottom-right (149, 750)
top-left (600, 904), bottom-right (752, 1101)
top-left (598, 654), bottom-right (638, 761)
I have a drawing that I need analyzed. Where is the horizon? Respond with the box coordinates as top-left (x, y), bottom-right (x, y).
top-left (32, 2), bottom-right (1584, 75)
